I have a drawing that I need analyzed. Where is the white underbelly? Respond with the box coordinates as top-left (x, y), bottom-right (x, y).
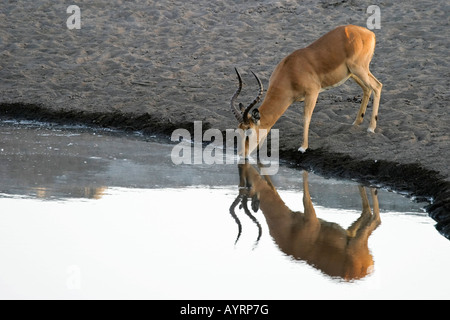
top-left (319, 75), bottom-right (351, 93)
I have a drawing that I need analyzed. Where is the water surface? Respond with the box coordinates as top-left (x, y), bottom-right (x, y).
top-left (0, 120), bottom-right (449, 299)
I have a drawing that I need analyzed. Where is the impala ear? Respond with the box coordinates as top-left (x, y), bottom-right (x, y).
top-left (251, 109), bottom-right (260, 123)
top-left (239, 102), bottom-right (245, 112)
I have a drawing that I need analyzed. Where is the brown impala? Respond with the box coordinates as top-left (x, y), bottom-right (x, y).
top-left (231, 25), bottom-right (382, 157)
top-left (230, 163), bottom-right (381, 281)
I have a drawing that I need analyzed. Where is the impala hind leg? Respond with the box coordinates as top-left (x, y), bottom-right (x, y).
top-left (367, 72), bottom-right (382, 133)
top-left (351, 74), bottom-right (372, 126)
top-left (298, 91), bottom-right (319, 153)
top-left (350, 69), bottom-right (382, 133)
top-left (347, 187), bottom-right (381, 239)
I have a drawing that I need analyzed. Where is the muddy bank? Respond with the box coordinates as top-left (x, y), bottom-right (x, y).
top-left (0, 1), bottom-right (449, 236)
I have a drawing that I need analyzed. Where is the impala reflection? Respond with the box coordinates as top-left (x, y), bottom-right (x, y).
top-left (230, 163), bottom-right (381, 281)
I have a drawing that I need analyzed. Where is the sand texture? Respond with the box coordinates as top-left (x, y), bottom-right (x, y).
top-left (0, 1), bottom-right (449, 230)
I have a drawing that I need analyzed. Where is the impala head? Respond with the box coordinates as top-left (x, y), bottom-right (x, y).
top-left (230, 68), bottom-right (264, 156)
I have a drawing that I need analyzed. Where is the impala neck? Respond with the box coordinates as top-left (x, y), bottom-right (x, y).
top-left (257, 90), bottom-right (294, 130)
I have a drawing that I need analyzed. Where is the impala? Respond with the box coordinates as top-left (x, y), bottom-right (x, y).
top-left (230, 163), bottom-right (381, 281)
top-left (231, 25), bottom-right (382, 156)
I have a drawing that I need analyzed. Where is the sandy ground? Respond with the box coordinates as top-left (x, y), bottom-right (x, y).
top-left (0, 1), bottom-right (449, 230)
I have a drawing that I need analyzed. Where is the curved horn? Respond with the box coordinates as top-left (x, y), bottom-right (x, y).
top-left (231, 68), bottom-right (244, 123)
top-left (242, 71), bottom-right (263, 123)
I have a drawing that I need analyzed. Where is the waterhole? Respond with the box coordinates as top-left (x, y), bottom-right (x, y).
top-left (0, 120), bottom-right (448, 299)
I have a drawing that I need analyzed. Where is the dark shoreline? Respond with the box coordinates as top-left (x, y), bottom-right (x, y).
top-left (2, 102), bottom-right (449, 239)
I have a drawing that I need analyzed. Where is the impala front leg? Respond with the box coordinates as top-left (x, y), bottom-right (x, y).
top-left (299, 91), bottom-right (319, 153)
top-left (302, 171), bottom-right (317, 219)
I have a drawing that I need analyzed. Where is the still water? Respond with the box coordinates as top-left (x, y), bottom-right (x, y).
top-left (0, 120), bottom-right (449, 299)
